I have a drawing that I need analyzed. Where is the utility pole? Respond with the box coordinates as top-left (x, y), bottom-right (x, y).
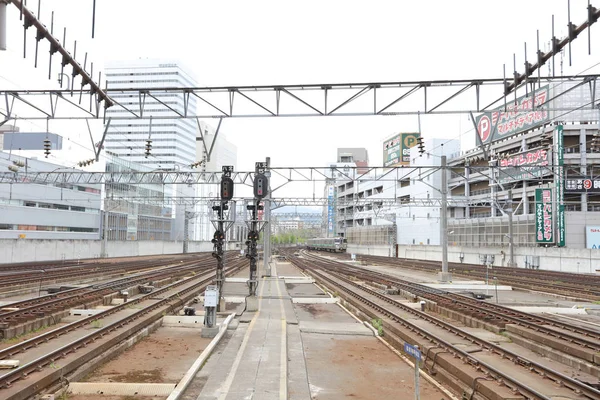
top-left (439, 155), bottom-right (451, 282)
top-left (101, 202), bottom-right (109, 258)
top-left (507, 189), bottom-right (516, 267)
top-left (0, 1), bottom-right (7, 51)
top-left (263, 157), bottom-right (272, 276)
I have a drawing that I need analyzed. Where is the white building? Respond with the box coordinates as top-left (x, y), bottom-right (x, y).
top-left (104, 60), bottom-right (198, 168)
top-left (0, 152), bottom-right (102, 240)
top-left (193, 121), bottom-right (240, 242)
top-left (395, 138), bottom-right (460, 246)
top-left (328, 139), bottom-right (460, 248)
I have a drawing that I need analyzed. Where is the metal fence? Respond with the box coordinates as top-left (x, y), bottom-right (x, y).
top-left (448, 215), bottom-right (536, 247)
top-left (346, 225), bottom-right (396, 246)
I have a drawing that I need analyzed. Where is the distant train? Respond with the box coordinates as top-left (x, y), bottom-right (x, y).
top-left (306, 237), bottom-right (348, 253)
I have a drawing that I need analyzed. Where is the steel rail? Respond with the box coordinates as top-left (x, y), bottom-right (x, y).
top-left (357, 255), bottom-right (600, 301)
top-left (0, 258), bottom-right (247, 389)
top-left (294, 254), bottom-right (600, 400)
top-left (326, 255), bottom-right (600, 350)
top-left (0, 259), bottom-right (211, 328)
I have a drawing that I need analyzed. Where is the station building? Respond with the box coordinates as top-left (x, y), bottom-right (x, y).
top-left (0, 151), bottom-right (102, 239)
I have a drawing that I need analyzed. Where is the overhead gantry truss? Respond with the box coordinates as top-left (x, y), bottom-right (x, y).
top-left (1, 75), bottom-right (599, 122)
top-left (102, 196), bottom-right (489, 208)
top-left (0, 164), bottom-right (565, 186)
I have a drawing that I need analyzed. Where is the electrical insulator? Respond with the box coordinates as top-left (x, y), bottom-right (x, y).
top-left (43, 138), bottom-right (52, 158)
top-left (8, 165), bottom-right (19, 173)
top-left (416, 136), bottom-right (425, 156)
top-left (78, 158), bottom-right (95, 167)
top-left (220, 177), bottom-right (234, 201)
top-left (591, 134), bottom-right (600, 152)
top-left (253, 173), bottom-right (268, 199)
top-left (12, 160), bottom-right (25, 168)
top-left (145, 139), bottom-right (152, 158)
top-left (540, 132), bottom-right (552, 147)
top-left (190, 161), bottom-right (203, 169)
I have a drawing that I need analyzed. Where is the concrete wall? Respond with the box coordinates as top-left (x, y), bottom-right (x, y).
top-left (393, 244), bottom-right (600, 274)
top-left (347, 244), bottom-right (393, 257)
top-left (0, 239), bottom-right (214, 264)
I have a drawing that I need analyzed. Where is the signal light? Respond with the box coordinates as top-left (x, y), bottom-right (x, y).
top-left (43, 138), bottom-right (52, 158)
top-left (221, 177), bottom-right (234, 201)
top-left (145, 139), bottom-right (152, 158)
top-left (254, 173), bottom-right (268, 199)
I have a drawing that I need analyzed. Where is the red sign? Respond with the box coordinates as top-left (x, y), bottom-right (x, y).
top-left (499, 149), bottom-right (549, 168)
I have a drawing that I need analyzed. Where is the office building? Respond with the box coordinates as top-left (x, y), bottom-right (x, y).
top-left (104, 60), bottom-right (198, 168)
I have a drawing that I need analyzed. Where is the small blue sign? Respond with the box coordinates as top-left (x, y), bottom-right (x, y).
top-left (404, 343), bottom-right (421, 361)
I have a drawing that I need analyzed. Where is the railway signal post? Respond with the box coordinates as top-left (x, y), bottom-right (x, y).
top-left (245, 165), bottom-right (269, 311)
top-left (211, 166), bottom-right (235, 312)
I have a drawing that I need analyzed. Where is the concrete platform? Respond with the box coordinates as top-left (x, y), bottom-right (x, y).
top-left (424, 283), bottom-right (513, 291)
top-left (298, 321), bottom-right (373, 336)
top-left (68, 382), bottom-right (175, 396)
top-left (292, 297), bottom-right (338, 304)
top-left (197, 277), bottom-right (290, 400)
top-left (508, 306), bottom-right (589, 315)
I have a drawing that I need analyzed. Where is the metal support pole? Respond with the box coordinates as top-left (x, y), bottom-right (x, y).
top-left (414, 348), bottom-right (421, 400)
top-left (213, 203), bottom-right (225, 311)
top-left (101, 206), bottom-right (109, 258)
top-left (264, 157), bottom-right (272, 276)
top-left (439, 155), bottom-right (451, 282)
top-left (183, 210), bottom-right (190, 254)
top-left (507, 189), bottom-right (516, 267)
top-left (247, 201), bottom-right (259, 296)
top-left (494, 276), bottom-right (498, 303)
top-left (486, 262), bottom-right (490, 295)
top-left (0, 1), bottom-right (7, 51)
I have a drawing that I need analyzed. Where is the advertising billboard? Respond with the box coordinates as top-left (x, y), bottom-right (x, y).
top-left (554, 125), bottom-right (565, 247)
top-left (535, 188), bottom-right (554, 244)
top-left (383, 134), bottom-right (401, 167)
top-left (497, 148), bottom-right (551, 184)
top-left (565, 177), bottom-right (600, 193)
top-left (383, 133), bottom-right (420, 167)
top-left (586, 226), bottom-right (600, 249)
top-left (327, 185), bottom-right (335, 233)
top-left (476, 85), bottom-right (550, 145)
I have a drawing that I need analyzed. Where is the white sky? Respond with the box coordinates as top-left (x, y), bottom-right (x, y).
top-left (1, 0), bottom-right (600, 176)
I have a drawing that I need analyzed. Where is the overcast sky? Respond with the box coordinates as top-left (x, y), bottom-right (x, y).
top-left (1, 0), bottom-right (599, 175)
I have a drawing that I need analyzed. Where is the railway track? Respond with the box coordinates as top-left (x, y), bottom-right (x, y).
top-left (0, 254), bottom-right (205, 292)
top-left (0, 257), bottom-right (247, 400)
top-left (0, 257), bottom-right (214, 335)
top-left (349, 254), bottom-right (600, 302)
top-left (318, 257), bottom-right (600, 351)
top-left (289, 251), bottom-right (600, 400)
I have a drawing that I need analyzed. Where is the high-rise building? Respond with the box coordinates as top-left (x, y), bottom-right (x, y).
top-left (104, 60), bottom-right (198, 168)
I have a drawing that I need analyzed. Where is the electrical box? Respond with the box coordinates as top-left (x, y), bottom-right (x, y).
top-left (220, 177), bottom-right (234, 201)
top-left (204, 285), bottom-right (219, 307)
top-left (254, 173), bottom-right (268, 199)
